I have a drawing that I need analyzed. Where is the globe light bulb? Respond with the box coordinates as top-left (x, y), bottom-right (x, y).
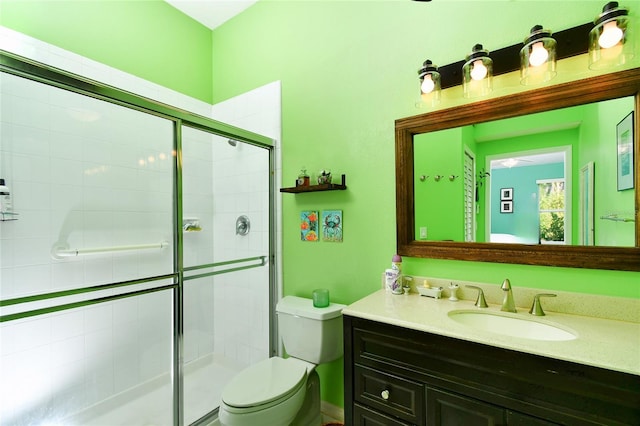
top-left (529, 41), bottom-right (549, 67)
top-left (599, 20), bottom-right (623, 49)
top-left (421, 74), bottom-right (435, 94)
top-left (470, 60), bottom-right (487, 81)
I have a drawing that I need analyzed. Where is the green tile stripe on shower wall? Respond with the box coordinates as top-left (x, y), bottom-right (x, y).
top-left (0, 0), bottom-right (213, 103)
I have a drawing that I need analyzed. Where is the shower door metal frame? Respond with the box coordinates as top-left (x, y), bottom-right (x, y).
top-left (0, 50), bottom-right (277, 426)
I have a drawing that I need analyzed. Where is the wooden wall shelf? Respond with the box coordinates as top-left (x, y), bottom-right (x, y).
top-left (280, 174), bottom-right (347, 193)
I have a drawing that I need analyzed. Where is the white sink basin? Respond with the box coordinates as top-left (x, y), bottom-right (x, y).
top-left (448, 310), bottom-right (577, 341)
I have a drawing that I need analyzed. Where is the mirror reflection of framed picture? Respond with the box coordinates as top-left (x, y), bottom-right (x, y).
top-left (500, 187), bottom-right (513, 200)
top-left (617, 111), bottom-right (634, 191)
top-left (500, 200), bottom-right (513, 213)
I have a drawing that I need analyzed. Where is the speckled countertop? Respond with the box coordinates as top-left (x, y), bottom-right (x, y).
top-left (343, 289), bottom-right (640, 376)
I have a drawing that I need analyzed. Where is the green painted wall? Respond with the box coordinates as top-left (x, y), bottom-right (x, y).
top-left (582, 98), bottom-right (636, 246)
top-left (4, 0), bottom-right (640, 411)
top-left (209, 1), bottom-right (640, 407)
top-left (414, 129), bottom-right (465, 241)
top-left (0, 0), bottom-right (213, 103)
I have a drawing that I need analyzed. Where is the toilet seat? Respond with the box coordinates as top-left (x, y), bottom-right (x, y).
top-left (222, 357), bottom-right (308, 413)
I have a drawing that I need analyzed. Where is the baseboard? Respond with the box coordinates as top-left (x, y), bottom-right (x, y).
top-left (321, 400), bottom-right (344, 422)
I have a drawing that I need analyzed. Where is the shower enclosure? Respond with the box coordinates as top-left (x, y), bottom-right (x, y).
top-left (0, 51), bottom-right (276, 425)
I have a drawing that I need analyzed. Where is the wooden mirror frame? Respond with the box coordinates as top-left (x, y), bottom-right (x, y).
top-left (396, 68), bottom-right (640, 271)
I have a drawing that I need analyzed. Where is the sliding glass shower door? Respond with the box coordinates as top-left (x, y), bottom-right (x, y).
top-left (181, 126), bottom-right (272, 424)
top-left (0, 51), bottom-right (275, 426)
top-left (0, 68), bottom-right (177, 425)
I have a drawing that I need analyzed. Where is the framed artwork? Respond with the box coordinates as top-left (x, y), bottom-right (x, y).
top-left (617, 111), bottom-right (634, 191)
top-left (322, 210), bottom-right (343, 242)
top-left (300, 211), bottom-right (318, 241)
top-left (500, 201), bottom-right (513, 214)
top-left (500, 187), bottom-right (513, 200)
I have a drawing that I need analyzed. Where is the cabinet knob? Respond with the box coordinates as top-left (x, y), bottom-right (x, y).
top-left (381, 389), bottom-right (390, 400)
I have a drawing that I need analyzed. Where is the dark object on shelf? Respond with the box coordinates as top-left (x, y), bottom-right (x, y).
top-left (281, 174), bottom-right (347, 193)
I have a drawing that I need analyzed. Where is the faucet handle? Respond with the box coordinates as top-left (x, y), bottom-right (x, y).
top-left (529, 293), bottom-right (557, 316)
top-left (501, 278), bottom-right (512, 291)
top-left (466, 285), bottom-right (488, 308)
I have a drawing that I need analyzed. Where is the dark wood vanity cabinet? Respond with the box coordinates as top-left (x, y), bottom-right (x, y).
top-left (343, 315), bottom-right (640, 426)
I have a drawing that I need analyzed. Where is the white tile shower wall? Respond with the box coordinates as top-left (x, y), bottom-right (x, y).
top-left (0, 26), bottom-right (282, 421)
top-left (0, 72), bottom-right (175, 299)
top-left (210, 82), bottom-right (282, 365)
top-left (182, 125), bottom-right (272, 367)
top-left (212, 140), bottom-right (270, 367)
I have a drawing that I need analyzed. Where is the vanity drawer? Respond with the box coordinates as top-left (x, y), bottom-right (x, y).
top-left (354, 364), bottom-right (424, 425)
top-left (353, 403), bottom-right (412, 426)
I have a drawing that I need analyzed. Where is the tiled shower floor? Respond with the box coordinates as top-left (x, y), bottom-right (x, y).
top-left (67, 354), bottom-right (243, 426)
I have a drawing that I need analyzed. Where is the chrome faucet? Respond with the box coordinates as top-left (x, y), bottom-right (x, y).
top-left (529, 293), bottom-right (557, 316)
top-left (500, 279), bottom-right (517, 313)
top-left (466, 285), bottom-right (488, 308)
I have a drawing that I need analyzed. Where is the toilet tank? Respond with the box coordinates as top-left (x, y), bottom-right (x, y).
top-left (276, 296), bottom-right (346, 364)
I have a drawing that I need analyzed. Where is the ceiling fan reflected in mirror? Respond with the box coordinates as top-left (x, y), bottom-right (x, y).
top-left (491, 151), bottom-right (565, 170)
top-left (498, 158), bottom-right (533, 168)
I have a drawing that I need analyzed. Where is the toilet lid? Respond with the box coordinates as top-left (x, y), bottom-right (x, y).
top-left (222, 357), bottom-right (307, 409)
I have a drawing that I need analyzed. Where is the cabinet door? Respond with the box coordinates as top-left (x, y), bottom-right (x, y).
top-left (426, 387), bottom-right (506, 426)
top-left (354, 403), bottom-right (413, 426)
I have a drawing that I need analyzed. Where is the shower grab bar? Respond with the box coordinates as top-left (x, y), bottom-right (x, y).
top-left (52, 241), bottom-right (170, 258)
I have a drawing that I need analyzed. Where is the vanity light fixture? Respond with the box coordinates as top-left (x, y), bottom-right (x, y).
top-left (418, 59), bottom-right (441, 106)
top-left (520, 25), bottom-right (557, 85)
top-left (414, 3), bottom-right (631, 99)
top-left (589, 2), bottom-right (634, 69)
top-left (462, 44), bottom-right (493, 98)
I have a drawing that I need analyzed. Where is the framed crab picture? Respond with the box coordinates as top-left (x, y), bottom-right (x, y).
top-left (322, 210), bottom-right (343, 242)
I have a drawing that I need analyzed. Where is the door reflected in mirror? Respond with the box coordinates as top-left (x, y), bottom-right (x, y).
top-left (489, 148), bottom-right (569, 245)
top-left (414, 96), bottom-right (635, 247)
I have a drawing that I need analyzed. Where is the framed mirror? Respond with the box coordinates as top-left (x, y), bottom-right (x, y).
top-left (396, 68), bottom-right (640, 271)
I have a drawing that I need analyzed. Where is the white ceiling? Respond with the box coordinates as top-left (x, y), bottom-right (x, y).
top-left (165, 0), bottom-right (258, 30)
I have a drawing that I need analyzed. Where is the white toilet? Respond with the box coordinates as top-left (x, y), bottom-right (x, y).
top-left (218, 295), bottom-right (345, 426)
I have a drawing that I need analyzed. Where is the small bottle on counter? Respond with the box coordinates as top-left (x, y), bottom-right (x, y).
top-left (448, 282), bottom-right (459, 301)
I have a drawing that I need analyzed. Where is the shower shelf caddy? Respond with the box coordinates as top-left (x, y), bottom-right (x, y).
top-left (280, 174), bottom-right (347, 193)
